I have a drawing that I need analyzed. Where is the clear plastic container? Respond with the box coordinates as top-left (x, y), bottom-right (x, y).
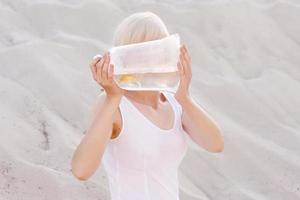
top-left (110, 34), bottom-right (180, 93)
top-left (93, 34), bottom-right (181, 93)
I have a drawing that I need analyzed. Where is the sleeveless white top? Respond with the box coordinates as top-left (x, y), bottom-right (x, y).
top-left (102, 91), bottom-right (188, 200)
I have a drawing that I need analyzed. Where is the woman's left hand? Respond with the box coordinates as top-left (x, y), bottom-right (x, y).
top-left (175, 44), bottom-right (192, 103)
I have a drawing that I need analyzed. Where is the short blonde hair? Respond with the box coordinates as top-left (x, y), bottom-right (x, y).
top-left (113, 12), bottom-right (170, 46)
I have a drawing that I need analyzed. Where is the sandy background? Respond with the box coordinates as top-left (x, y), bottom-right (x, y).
top-left (0, 0), bottom-right (300, 199)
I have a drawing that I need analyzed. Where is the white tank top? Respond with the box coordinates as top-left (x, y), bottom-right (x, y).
top-left (102, 91), bottom-right (188, 200)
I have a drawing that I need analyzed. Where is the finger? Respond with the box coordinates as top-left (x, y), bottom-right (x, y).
top-left (180, 45), bottom-right (184, 55)
top-left (90, 63), bottom-right (97, 80)
top-left (181, 45), bottom-right (192, 76)
top-left (184, 45), bottom-right (191, 61)
top-left (90, 58), bottom-right (102, 78)
top-left (180, 44), bottom-right (188, 57)
top-left (180, 44), bottom-right (184, 49)
top-left (182, 44), bottom-right (188, 53)
top-left (182, 48), bottom-right (189, 62)
top-left (93, 54), bottom-right (102, 60)
top-left (96, 54), bottom-right (106, 81)
top-left (185, 57), bottom-right (192, 77)
top-left (177, 61), bottom-right (184, 77)
top-left (180, 53), bottom-right (186, 75)
top-left (102, 53), bottom-right (110, 80)
top-left (180, 46), bottom-right (187, 62)
top-left (182, 51), bottom-right (191, 75)
top-left (90, 56), bottom-right (101, 67)
top-left (90, 57), bottom-right (101, 77)
top-left (108, 64), bottom-right (114, 83)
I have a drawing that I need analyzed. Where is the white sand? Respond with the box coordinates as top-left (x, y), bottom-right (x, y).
top-left (0, 0), bottom-right (300, 199)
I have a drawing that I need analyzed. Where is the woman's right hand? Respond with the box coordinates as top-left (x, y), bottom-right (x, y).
top-left (89, 52), bottom-right (125, 99)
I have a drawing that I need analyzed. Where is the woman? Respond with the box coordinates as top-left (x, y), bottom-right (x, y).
top-left (71, 12), bottom-right (224, 200)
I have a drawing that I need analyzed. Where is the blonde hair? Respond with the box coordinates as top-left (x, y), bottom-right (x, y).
top-left (113, 12), bottom-right (170, 46)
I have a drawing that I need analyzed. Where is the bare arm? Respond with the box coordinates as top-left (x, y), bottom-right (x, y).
top-left (175, 44), bottom-right (224, 153)
top-left (71, 53), bottom-right (124, 180)
top-left (71, 94), bottom-right (121, 180)
top-left (178, 96), bottom-right (224, 152)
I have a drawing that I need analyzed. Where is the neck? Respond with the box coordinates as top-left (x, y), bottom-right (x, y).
top-left (124, 90), bottom-right (162, 109)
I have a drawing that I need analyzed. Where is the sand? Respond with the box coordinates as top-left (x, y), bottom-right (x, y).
top-left (0, 0), bottom-right (299, 199)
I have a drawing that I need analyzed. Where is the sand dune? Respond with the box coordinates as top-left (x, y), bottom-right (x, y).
top-left (0, 0), bottom-right (299, 199)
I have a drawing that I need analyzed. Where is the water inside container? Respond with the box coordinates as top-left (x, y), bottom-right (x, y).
top-left (114, 71), bottom-right (180, 93)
